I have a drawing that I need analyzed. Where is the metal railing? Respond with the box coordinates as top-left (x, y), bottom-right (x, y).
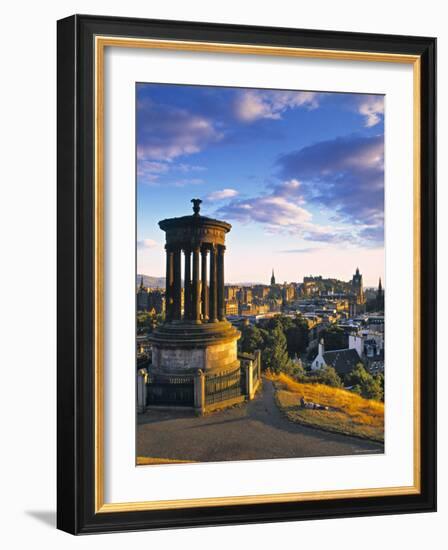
top-left (142, 349), bottom-right (261, 411)
top-left (205, 366), bottom-right (244, 406)
top-left (146, 373), bottom-right (194, 406)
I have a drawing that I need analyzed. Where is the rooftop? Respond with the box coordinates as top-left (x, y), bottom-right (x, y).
top-left (323, 348), bottom-right (362, 375)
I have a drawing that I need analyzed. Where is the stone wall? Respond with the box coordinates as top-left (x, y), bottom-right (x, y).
top-left (205, 340), bottom-right (238, 371)
top-left (152, 339), bottom-right (238, 373)
top-left (152, 346), bottom-right (205, 372)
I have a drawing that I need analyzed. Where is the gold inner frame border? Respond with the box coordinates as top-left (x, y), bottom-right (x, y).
top-left (94, 35), bottom-right (421, 513)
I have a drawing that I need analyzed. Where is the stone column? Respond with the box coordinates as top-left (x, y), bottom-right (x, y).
top-left (172, 248), bottom-right (182, 321)
top-left (209, 244), bottom-right (218, 323)
top-left (201, 247), bottom-right (208, 320)
top-left (194, 369), bottom-right (206, 415)
top-left (246, 360), bottom-right (254, 400)
top-left (165, 246), bottom-right (174, 321)
top-left (137, 368), bottom-right (148, 413)
top-left (217, 245), bottom-right (225, 321)
top-left (255, 349), bottom-right (261, 381)
top-left (184, 248), bottom-right (192, 320)
top-left (192, 246), bottom-right (201, 322)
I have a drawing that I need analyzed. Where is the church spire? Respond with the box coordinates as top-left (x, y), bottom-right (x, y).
top-left (139, 275), bottom-right (144, 290)
top-left (270, 269), bottom-right (276, 286)
top-left (376, 276), bottom-right (384, 311)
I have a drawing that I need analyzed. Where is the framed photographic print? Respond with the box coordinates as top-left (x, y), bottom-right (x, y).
top-left (57, 14), bottom-right (436, 534)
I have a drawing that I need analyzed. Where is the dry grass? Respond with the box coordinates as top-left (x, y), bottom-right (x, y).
top-left (266, 372), bottom-right (384, 442)
top-left (136, 456), bottom-right (195, 465)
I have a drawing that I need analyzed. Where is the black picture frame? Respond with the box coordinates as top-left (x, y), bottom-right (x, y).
top-left (57, 14), bottom-right (436, 535)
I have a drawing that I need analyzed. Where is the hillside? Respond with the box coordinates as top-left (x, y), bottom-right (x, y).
top-left (136, 274), bottom-right (165, 288)
top-left (267, 372), bottom-right (384, 442)
top-left (137, 274), bottom-right (263, 289)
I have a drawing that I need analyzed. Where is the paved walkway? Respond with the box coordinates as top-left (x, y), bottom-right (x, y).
top-left (137, 379), bottom-right (384, 462)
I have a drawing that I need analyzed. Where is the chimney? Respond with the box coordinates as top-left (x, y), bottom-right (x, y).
top-left (318, 338), bottom-right (324, 356)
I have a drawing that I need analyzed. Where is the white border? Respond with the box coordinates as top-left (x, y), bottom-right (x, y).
top-left (104, 46), bottom-right (414, 504)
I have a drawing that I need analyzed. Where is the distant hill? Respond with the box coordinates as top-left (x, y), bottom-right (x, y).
top-left (137, 274), bottom-right (263, 289)
top-left (136, 274), bottom-right (165, 289)
top-left (230, 282), bottom-right (263, 287)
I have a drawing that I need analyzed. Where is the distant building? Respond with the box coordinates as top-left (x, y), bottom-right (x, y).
top-left (225, 299), bottom-right (239, 316)
top-left (253, 285), bottom-right (270, 299)
top-left (148, 289), bottom-right (165, 314)
top-left (225, 285), bottom-right (239, 301)
top-left (349, 267), bottom-right (366, 315)
top-left (352, 267), bottom-right (365, 304)
top-left (376, 278), bottom-right (384, 311)
top-left (282, 283), bottom-right (295, 303)
top-left (137, 276), bottom-right (149, 311)
top-left (136, 277), bottom-right (165, 314)
top-left (270, 269), bottom-right (276, 286)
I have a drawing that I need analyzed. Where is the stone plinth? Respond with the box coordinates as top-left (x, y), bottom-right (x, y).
top-left (150, 320), bottom-right (240, 375)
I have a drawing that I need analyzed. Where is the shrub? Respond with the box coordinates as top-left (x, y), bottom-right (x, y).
top-left (347, 363), bottom-right (383, 401)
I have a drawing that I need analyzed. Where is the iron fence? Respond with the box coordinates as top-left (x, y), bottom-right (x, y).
top-left (146, 374), bottom-right (194, 406)
top-left (205, 366), bottom-right (244, 406)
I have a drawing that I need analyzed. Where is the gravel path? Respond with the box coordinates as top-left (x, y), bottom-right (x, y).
top-left (137, 379), bottom-right (384, 462)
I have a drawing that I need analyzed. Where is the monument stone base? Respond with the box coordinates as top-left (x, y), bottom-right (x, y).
top-left (150, 320), bottom-right (241, 375)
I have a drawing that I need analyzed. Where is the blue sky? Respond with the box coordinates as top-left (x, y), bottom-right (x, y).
top-left (137, 83), bottom-right (384, 287)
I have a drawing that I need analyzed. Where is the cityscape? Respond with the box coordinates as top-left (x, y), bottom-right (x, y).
top-left (135, 82), bottom-right (385, 464)
top-left (137, 266), bottom-right (385, 378)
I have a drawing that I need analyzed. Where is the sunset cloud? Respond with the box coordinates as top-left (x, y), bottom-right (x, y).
top-left (279, 247), bottom-right (321, 254)
top-left (206, 188), bottom-right (239, 201)
top-left (137, 98), bottom-right (222, 162)
top-left (138, 160), bottom-right (206, 187)
top-left (216, 132), bottom-right (384, 249)
top-left (216, 179), bottom-right (356, 244)
top-left (358, 96), bottom-right (384, 127)
top-left (137, 239), bottom-right (158, 249)
top-left (234, 90), bottom-right (319, 122)
top-left (276, 134), bottom-right (384, 238)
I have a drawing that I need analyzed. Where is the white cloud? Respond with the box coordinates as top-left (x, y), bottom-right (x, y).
top-left (176, 163), bottom-right (206, 173)
top-left (217, 178), bottom-right (362, 245)
top-left (279, 247), bottom-right (321, 254)
top-left (217, 181), bottom-right (312, 232)
top-left (206, 188), bottom-right (239, 201)
top-left (137, 160), bottom-right (169, 185)
top-left (235, 90), bottom-right (319, 122)
top-left (358, 96), bottom-right (384, 127)
top-left (137, 239), bottom-right (158, 249)
top-left (137, 99), bottom-right (222, 161)
top-left (170, 178), bottom-right (203, 188)
top-left (276, 134), bottom-right (384, 235)
top-left (137, 160), bottom-right (206, 187)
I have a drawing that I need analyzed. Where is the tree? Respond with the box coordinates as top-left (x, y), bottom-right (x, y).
top-left (319, 366), bottom-right (343, 388)
top-left (322, 325), bottom-right (348, 351)
top-left (347, 363), bottom-right (383, 401)
top-left (285, 317), bottom-right (309, 357)
top-left (239, 324), bottom-right (264, 354)
top-left (260, 315), bottom-right (291, 332)
top-left (282, 356), bottom-right (306, 381)
top-left (375, 373), bottom-right (385, 402)
top-left (262, 325), bottom-right (291, 374)
top-left (136, 311), bottom-right (154, 332)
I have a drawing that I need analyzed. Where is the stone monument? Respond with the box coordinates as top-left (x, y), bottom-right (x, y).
top-left (149, 199), bottom-right (241, 376)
